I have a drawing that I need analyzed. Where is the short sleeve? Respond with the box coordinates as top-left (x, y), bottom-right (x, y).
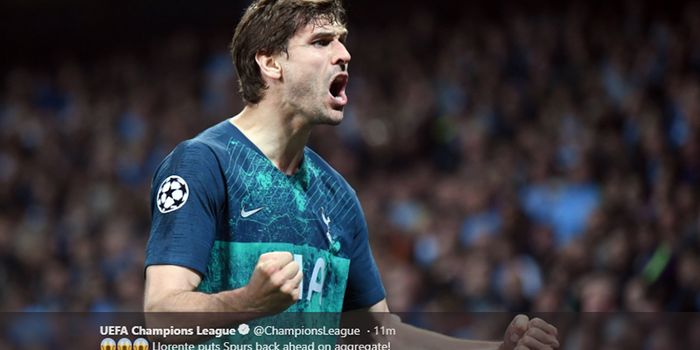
top-left (342, 196), bottom-right (386, 310)
top-left (145, 140), bottom-right (225, 276)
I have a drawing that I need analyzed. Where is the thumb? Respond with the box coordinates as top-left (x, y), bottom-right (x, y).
top-left (502, 314), bottom-right (529, 350)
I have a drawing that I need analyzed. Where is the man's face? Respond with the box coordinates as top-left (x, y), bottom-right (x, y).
top-left (278, 21), bottom-right (351, 125)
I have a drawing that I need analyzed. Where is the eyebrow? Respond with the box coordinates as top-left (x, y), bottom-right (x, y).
top-left (310, 29), bottom-right (348, 42)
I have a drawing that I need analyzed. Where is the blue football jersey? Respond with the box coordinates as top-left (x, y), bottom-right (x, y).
top-left (146, 120), bottom-right (385, 311)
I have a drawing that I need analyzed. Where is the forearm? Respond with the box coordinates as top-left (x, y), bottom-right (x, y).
top-left (361, 301), bottom-right (503, 350)
top-left (142, 259), bottom-right (302, 343)
top-left (146, 287), bottom-right (251, 313)
top-left (144, 287), bottom-right (264, 344)
top-left (392, 321), bottom-right (502, 350)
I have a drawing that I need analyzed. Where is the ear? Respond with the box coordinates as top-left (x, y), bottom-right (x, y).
top-left (255, 51), bottom-right (282, 80)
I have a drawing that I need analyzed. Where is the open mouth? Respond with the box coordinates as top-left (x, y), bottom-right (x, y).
top-left (328, 73), bottom-right (348, 109)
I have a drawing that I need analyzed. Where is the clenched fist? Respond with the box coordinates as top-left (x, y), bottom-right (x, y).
top-left (242, 252), bottom-right (303, 314)
top-left (500, 314), bottom-right (559, 350)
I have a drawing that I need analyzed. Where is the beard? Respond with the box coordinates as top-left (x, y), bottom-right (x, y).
top-left (282, 73), bottom-right (344, 126)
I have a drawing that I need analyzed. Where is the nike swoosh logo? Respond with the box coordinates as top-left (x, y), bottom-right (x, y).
top-left (241, 207), bottom-right (264, 218)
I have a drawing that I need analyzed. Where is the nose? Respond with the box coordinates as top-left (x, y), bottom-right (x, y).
top-left (332, 41), bottom-right (351, 71)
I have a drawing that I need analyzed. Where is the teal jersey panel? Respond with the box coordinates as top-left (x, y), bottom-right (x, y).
top-left (197, 242), bottom-right (350, 312)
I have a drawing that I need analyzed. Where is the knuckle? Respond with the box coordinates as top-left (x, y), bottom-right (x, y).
top-left (270, 275), bottom-right (285, 288)
top-left (522, 337), bottom-right (536, 347)
top-left (280, 284), bottom-right (292, 294)
top-left (277, 251), bottom-right (293, 261)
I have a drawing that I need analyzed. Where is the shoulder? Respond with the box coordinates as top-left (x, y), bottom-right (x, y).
top-left (161, 121), bottom-right (234, 169)
top-left (150, 126), bottom-right (232, 214)
top-left (151, 122), bottom-right (236, 195)
top-left (160, 139), bottom-right (220, 173)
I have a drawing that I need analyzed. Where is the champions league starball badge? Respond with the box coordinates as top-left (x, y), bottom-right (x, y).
top-left (101, 338), bottom-right (116, 350)
top-left (156, 175), bottom-right (190, 213)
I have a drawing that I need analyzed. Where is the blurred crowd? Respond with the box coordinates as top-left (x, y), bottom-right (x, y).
top-left (2, 0), bottom-right (700, 347)
top-left (335, 1), bottom-right (700, 316)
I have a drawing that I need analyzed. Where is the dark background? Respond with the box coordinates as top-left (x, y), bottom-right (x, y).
top-left (0, 0), bottom-right (690, 68)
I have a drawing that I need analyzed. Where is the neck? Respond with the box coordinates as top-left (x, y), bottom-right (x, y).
top-left (230, 102), bottom-right (312, 175)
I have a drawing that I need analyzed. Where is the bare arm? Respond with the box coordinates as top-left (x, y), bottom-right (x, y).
top-left (364, 299), bottom-right (559, 350)
top-left (145, 252), bottom-right (302, 313)
top-left (144, 265), bottom-right (253, 313)
top-left (142, 264), bottom-right (263, 344)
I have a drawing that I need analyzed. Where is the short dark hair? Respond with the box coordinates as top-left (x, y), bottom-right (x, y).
top-left (231, 0), bottom-right (347, 104)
